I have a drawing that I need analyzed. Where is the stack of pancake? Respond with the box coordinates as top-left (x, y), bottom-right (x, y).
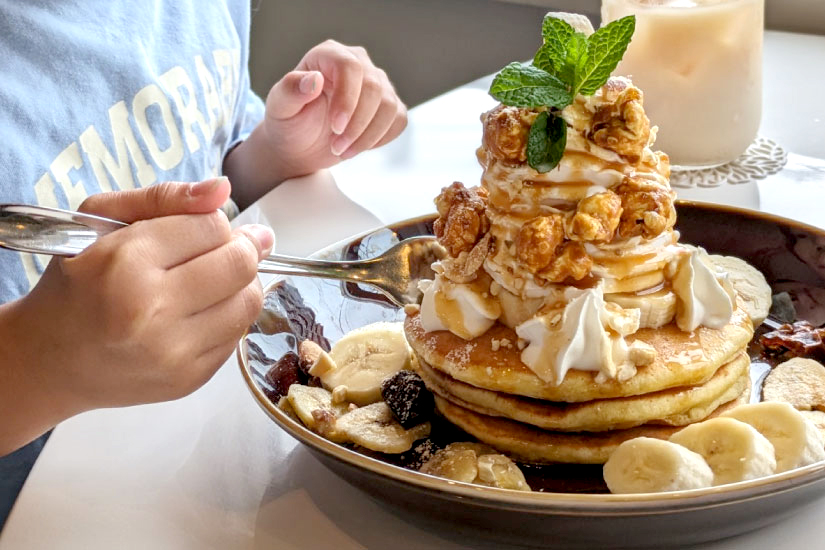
top-left (404, 77), bottom-right (755, 464)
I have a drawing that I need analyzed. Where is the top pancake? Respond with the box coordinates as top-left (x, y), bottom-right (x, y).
top-left (404, 304), bottom-right (753, 402)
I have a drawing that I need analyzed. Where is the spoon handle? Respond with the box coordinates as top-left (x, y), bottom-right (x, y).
top-left (0, 204), bottom-right (377, 284)
top-left (0, 204), bottom-right (127, 256)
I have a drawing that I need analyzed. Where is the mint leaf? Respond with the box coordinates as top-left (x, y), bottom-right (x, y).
top-left (575, 15), bottom-right (635, 96)
top-left (527, 111), bottom-right (567, 173)
top-left (489, 62), bottom-right (573, 109)
top-left (534, 16), bottom-right (574, 73)
top-left (558, 32), bottom-right (588, 93)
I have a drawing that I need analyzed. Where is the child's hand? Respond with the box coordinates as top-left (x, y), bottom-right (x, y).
top-left (223, 41), bottom-right (407, 209)
top-left (0, 178), bottom-right (273, 451)
top-left (265, 39), bottom-right (408, 168)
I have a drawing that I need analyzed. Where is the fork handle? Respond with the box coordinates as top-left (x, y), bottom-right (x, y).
top-left (258, 255), bottom-right (379, 285)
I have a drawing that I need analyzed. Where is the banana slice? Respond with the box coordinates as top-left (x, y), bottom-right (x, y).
top-left (707, 254), bottom-right (771, 326)
top-left (476, 454), bottom-right (531, 491)
top-left (605, 288), bottom-right (677, 329)
top-left (722, 402), bottom-right (825, 472)
top-left (420, 442), bottom-right (532, 491)
top-left (762, 357), bottom-right (825, 412)
top-left (286, 385), bottom-right (350, 443)
top-left (420, 446), bottom-right (479, 483)
top-left (603, 437), bottom-right (714, 494)
top-left (669, 417), bottom-right (776, 486)
top-left (323, 322), bottom-right (413, 405)
top-left (545, 12), bottom-right (595, 36)
top-left (336, 402), bottom-right (430, 454)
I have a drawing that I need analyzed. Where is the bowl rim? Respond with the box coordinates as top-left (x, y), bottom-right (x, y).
top-left (237, 200), bottom-right (825, 514)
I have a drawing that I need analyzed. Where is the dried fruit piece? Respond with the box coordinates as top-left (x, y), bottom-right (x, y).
top-left (264, 352), bottom-right (303, 399)
top-left (380, 370), bottom-right (435, 428)
top-left (761, 321), bottom-right (825, 358)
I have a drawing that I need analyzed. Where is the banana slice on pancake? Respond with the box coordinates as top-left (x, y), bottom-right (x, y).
top-left (322, 321), bottom-right (412, 405)
top-left (669, 417), bottom-right (776, 485)
top-left (603, 437), bottom-right (714, 494)
top-left (707, 254), bottom-right (771, 326)
top-left (722, 401), bottom-right (825, 472)
top-left (605, 288), bottom-right (677, 329)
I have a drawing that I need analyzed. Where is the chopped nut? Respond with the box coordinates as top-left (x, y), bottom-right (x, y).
top-left (331, 385), bottom-right (349, 405)
top-left (491, 339), bottom-right (501, 352)
top-left (311, 408), bottom-right (340, 439)
top-left (404, 303), bottom-right (421, 315)
top-left (440, 232), bottom-right (492, 283)
top-left (628, 340), bottom-right (657, 366)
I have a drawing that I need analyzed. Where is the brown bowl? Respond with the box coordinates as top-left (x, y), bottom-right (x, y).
top-left (238, 201), bottom-right (825, 549)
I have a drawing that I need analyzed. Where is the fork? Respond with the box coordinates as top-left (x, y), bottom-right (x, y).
top-left (0, 204), bottom-right (442, 307)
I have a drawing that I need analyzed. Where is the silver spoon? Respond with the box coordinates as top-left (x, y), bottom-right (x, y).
top-left (0, 204), bottom-right (442, 307)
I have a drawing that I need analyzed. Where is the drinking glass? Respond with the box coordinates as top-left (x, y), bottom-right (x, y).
top-left (601, 0), bottom-right (764, 168)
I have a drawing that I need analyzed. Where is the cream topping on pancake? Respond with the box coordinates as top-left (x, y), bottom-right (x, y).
top-left (419, 277), bottom-right (500, 340)
top-left (515, 285), bottom-right (643, 384)
top-left (672, 247), bottom-right (736, 332)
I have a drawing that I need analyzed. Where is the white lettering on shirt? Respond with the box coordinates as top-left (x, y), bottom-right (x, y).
top-left (195, 54), bottom-right (225, 134)
top-left (79, 101), bottom-right (157, 192)
top-left (159, 65), bottom-right (212, 154)
top-left (132, 82), bottom-right (186, 171)
top-left (50, 142), bottom-right (87, 210)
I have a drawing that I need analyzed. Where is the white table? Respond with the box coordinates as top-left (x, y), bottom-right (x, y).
top-left (2, 30), bottom-right (824, 550)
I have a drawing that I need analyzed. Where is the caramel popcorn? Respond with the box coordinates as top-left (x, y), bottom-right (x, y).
top-left (433, 182), bottom-right (490, 256)
top-left (590, 82), bottom-right (650, 164)
top-left (516, 214), bottom-right (565, 273)
top-left (567, 190), bottom-right (623, 243)
top-left (615, 175), bottom-right (676, 239)
top-left (539, 242), bottom-right (593, 282)
top-left (481, 105), bottom-right (537, 163)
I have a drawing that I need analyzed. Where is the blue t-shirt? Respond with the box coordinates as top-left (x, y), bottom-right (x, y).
top-left (0, 0), bottom-right (265, 529)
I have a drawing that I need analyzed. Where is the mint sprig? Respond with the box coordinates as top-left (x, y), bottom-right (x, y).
top-left (487, 14), bottom-right (636, 173)
top-left (489, 63), bottom-right (572, 109)
top-left (575, 16), bottom-right (636, 96)
top-left (527, 111), bottom-right (567, 173)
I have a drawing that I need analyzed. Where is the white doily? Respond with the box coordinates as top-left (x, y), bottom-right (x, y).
top-left (670, 137), bottom-right (788, 188)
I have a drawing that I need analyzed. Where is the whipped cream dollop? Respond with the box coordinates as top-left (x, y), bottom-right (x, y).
top-left (671, 247), bottom-right (735, 332)
top-left (515, 285), bottom-right (644, 385)
top-left (419, 276), bottom-right (501, 340)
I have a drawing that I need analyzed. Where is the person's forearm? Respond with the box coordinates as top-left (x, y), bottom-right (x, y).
top-left (0, 299), bottom-right (77, 455)
top-left (223, 123), bottom-right (301, 211)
